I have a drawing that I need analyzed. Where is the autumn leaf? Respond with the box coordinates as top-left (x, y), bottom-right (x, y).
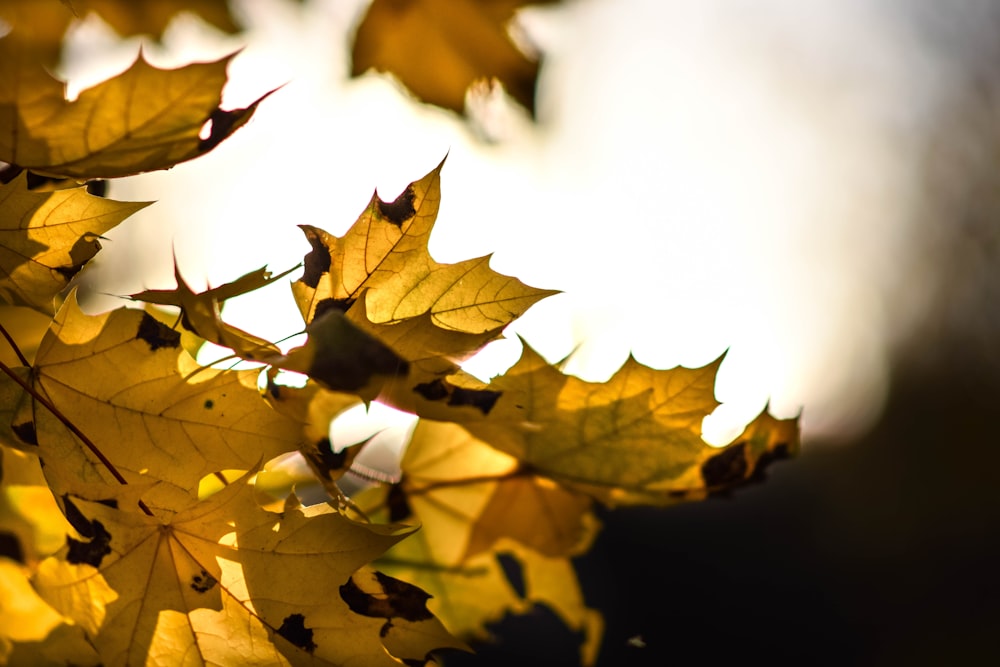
top-left (0, 172), bottom-right (148, 314)
top-left (0, 0), bottom-right (244, 65)
top-left (441, 341), bottom-right (798, 505)
top-left (292, 161), bottom-right (556, 333)
top-left (129, 261), bottom-right (298, 360)
top-left (352, 0), bottom-right (557, 117)
top-left (28, 293), bottom-right (304, 512)
top-left (29, 474), bottom-right (463, 665)
top-left (0, 34), bottom-right (273, 179)
top-left (354, 421), bottom-right (603, 664)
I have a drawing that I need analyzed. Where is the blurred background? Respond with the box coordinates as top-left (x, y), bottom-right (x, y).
top-left (29, 0), bottom-right (1000, 663)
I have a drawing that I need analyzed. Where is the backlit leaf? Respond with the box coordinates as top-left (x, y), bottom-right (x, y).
top-left (352, 0), bottom-right (558, 117)
top-left (292, 161), bottom-right (557, 333)
top-left (0, 173), bottom-right (148, 314)
top-left (31, 474), bottom-right (461, 665)
top-left (0, 35), bottom-right (271, 179)
top-left (453, 342), bottom-right (799, 505)
top-left (29, 293), bottom-right (303, 512)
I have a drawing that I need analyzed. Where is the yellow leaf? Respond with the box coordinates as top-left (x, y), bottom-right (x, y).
top-left (397, 420), bottom-right (598, 561)
top-left (130, 261), bottom-right (296, 360)
top-left (0, 35), bottom-right (272, 179)
top-left (0, 0), bottom-right (243, 65)
top-left (352, 0), bottom-right (558, 117)
top-left (32, 475), bottom-right (460, 665)
top-left (292, 161), bottom-right (557, 333)
top-left (30, 293), bottom-right (304, 512)
top-left (0, 173), bottom-right (148, 314)
top-left (448, 342), bottom-right (799, 505)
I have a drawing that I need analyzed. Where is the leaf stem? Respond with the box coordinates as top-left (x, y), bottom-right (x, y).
top-left (0, 359), bottom-right (154, 517)
top-left (0, 322), bottom-right (29, 366)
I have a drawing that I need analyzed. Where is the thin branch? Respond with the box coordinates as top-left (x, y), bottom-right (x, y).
top-left (0, 359), bottom-right (154, 517)
top-left (0, 322), bottom-right (29, 366)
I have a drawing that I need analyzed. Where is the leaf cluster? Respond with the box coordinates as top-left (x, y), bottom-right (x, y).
top-left (0, 7), bottom-right (799, 666)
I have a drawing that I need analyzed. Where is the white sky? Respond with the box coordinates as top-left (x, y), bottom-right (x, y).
top-left (61, 0), bottom-right (954, 444)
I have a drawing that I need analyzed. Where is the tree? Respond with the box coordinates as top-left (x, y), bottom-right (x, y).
top-left (0, 3), bottom-right (798, 665)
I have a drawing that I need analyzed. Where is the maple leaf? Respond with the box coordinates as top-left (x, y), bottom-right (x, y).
top-left (0, 34), bottom-right (273, 179)
top-left (28, 474), bottom-right (463, 665)
top-left (27, 293), bottom-right (305, 512)
top-left (292, 161), bottom-right (557, 333)
top-left (129, 261), bottom-right (298, 360)
top-left (0, 172), bottom-right (148, 314)
top-left (435, 342), bottom-right (799, 505)
top-left (352, 0), bottom-right (558, 117)
top-left (0, 0), bottom-right (245, 64)
top-left (353, 421), bottom-right (603, 664)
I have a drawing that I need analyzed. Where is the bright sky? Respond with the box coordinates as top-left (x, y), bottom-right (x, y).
top-left (60, 0), bottom-right (953, 444)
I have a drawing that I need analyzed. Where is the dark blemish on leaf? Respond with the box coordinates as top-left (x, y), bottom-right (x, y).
top-left (277, 613), bottom-right (316, 653)
top-left (377, 186), bottom-right (416, 226)
top-left (448, 386), bottom-right (501, 414)
top-left (204, 399), bottom-right (214, 410)
top-left (86, 180), bottom-right (108, 197)
top-left (11, 422), bottom-right (37, 446)
top-left (387, 484), bottom-right (412, 522)
top-left (314, 297), bottom-right (356, 319)
top-left (701, 442), bottom-right (748, 488)
top-left (66, 519), bottom-right (112, 568)
top-left (197, 106), bottom-right (250, 152)
top-left (413, 379), bottom-right (501, 415)
top-left (136, 312), bottom-right (181, 351)
top-left (414, 379), bottom-right (448, 401)
top-left (299, 227), bottom-right (331, 289)
top-left (190, 569), bottom-right (217, 593)
top-left (340, 572), bottom-right (432, 622)
top-left (497, 552), bottom-right (526, 598)
top-left (0, 531), bottom-right (24, 563)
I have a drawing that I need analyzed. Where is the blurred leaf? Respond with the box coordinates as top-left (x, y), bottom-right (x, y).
top-left (352, 0), bottom-right (558, 117)
top-left (0, 35), bottom-right (273, 179)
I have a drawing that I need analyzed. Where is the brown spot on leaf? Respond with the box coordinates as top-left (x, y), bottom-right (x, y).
top-left (414, 378), bottom-right (501, 415)
top-left (701, 442), bottom-right (749, 488)
top-left (298, 227), bottom-right (331, 290)
top-left (11, 422), bottom-right (37, 446)
top-left (66, 519), bottom-right (112, 567)
top-left (204, 399), bottom-right (214, 409)
top-left (277, 613), bottom-right (316, 653)
top-left (136, 312), bottom-right (181, 351)
top-left (340, 571), bottom-right (433, 622)
top-left (197, 106), bottom-right (251, 152)
top-left (377, 186), bottom-right (416, 226)
top-left (190, 569), bottom-right (217, 593)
